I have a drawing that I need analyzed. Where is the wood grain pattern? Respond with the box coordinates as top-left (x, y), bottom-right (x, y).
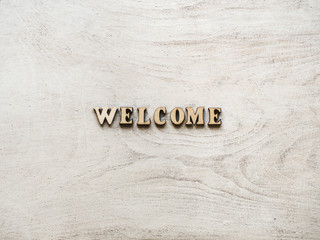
top-left (0, 0), bottom-right (319, 239)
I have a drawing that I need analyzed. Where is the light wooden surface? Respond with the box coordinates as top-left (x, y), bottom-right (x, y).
top-left (0, 0), bottom-right (320, 239)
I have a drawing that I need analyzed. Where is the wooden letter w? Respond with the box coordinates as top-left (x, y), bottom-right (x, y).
top-left (93, 107), bottom-right (118, 125)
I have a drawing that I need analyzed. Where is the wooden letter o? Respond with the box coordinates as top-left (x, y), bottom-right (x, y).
top-left (170, 107), bottom-right (185, 125)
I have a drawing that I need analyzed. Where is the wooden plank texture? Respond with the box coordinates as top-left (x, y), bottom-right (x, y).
top-left (0, 0), bottom-right (319, 239)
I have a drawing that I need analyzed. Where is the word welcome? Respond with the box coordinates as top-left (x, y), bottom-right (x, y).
top-left (93, 107), bottom-right (221, 127)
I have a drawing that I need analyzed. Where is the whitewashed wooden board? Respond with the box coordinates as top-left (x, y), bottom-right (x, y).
top-left (0, 0), bottom-right (319, 239)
